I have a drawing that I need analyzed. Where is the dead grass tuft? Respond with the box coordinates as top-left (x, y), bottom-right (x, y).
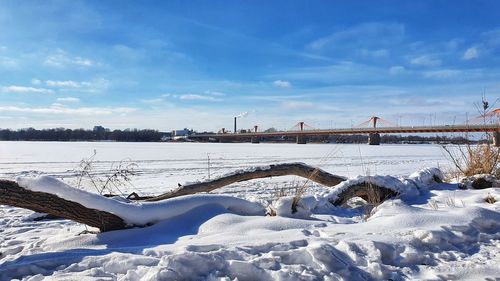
top-left (442, 96), bottom-right (500, 178)
top-left (485, 193), bottom-right (497, 204)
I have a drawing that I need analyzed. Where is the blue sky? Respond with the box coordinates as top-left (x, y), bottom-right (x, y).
top-left (0, 0), bottom-right (499, 131)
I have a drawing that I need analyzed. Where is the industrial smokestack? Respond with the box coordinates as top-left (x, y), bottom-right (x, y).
top-left (234, 112), bottom-right (248, 134)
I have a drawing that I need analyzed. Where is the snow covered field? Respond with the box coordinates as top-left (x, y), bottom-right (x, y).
top-left (1, 142), bottom-right (499, 280)
top-left (0, 142), bottom-right (448, 197)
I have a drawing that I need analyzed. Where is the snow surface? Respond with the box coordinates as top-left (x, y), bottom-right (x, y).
top-left (1, 142), bottom-right (499, 280)
top-left (0, 141), bottom-right (450, 197)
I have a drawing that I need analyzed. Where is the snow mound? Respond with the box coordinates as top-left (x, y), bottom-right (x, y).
top-left (16, 175), bottom-right (266, 226)
top-left (406, 167), bottom-right (444, 190)
top-left (269, 167), bottom-right (447, 217)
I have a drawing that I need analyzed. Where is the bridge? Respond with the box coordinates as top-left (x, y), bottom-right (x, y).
top-left (190, 109), bottom-right (500, 146)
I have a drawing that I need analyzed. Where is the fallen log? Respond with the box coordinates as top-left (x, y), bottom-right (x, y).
top-left (0, 163), bottom-right (346, 232)
top-left (0, 179), bottom-right (128, 232)
top-left (146, 162), bottom-right (346, 201)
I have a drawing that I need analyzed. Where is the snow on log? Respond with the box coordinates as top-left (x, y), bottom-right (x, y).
top-left (0, 179), bottom-right (127, 232)
top-left (147, 162), bottom-right (346, 201)
top-left (324, 167), bottom-right (444, 206)
top-left (1, 176), bottom-right (266, 232)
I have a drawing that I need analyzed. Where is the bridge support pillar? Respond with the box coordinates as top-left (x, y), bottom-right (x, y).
top-left (368, 133), bottom-right (381, 145)
top-left (296, 135), bottom-right (307, 144)
top-left (493, 131), bottom-right (500, 147)
top-left (251, 137), bottom-right (260, 144)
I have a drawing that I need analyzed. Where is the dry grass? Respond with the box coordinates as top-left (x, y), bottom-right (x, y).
top-left (442, 143), bottom-right (500, 178)
top-left (442, 96), bottom-right (499, 178)
top-left (485, 193), bottom-right (497, 204)
top-left (360, 182), bottom-right (384, 221)
top-left (75, 150), bottom-right (137, 196)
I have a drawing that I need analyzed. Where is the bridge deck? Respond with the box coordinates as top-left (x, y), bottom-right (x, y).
top-left (191, 124), bottom-right (500, 138)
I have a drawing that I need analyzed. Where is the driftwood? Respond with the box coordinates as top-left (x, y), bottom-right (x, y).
top-left (0, 179), bottom-right (128, 232)
top-left (146, 163), bottom-right (346, 201)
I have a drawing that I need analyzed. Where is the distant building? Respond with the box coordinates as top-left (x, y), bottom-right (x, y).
top-left (93, 125), bottom-right (107, 139)
top-left (93, 126), bottom-right (106, 133)
top-left (173, 129), bottom-right (190, 137)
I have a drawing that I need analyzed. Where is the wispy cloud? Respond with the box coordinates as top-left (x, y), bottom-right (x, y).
top-left (389, 66), bottom-right (406, 75)
top-left (46, 80), bottom-right (81, 88)
top-left (358, 49), bottom-right (389, 58)
top-left (44, 49), bottom-right (95, 67)
top-left (0, 105), bottom-right (136, 116)
top-left (463, 47), bottom-right (479, 60)
top-left (282, 101), bottom-right (315, 110)
top-left (0, 56), bottom-right (17, 68)
top-left (423, 69), bottom-right (462, 79)
top-left (56, 97), bottom-right (80, 103)
top-left (179, 94), bottom-right (219, 101)
top-left (204, 90), bottom-right (226, 96)
top-left (308, 22), bottom-right (405, 51)
top-left (31, 79), bottom-right (41, 85)
top-left (47, 78), bottom-right (109, 93)
top-left (2, 85), bottom-right (54, 94)
top-left (410, 55), bottom-right (441, 67)
top-left (140, 98), bottom-right (164, 104)
top-left (273, 80), bottom-right (292, 88)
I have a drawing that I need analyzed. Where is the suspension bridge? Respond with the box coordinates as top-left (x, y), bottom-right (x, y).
top-left (190, 109), bottom-right (500, 146)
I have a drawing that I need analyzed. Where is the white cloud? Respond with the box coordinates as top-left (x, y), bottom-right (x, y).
top-left (0, 56), bottom-right (18, 68)
top-left (389, 66), bottom-right (406, 75)
top-left (0, 105), bottom-right (136, 116)
top-left (46, 80), bottom-right (81, 88)
top-left (44, 50), bottom-right (95, 68)
top-left (56, 97), bottom-right (80, 103)
top-left (463, 47), bottom-right (478, 60)
top-left (273, 80), bottom-right (292, 88)
top-left (423, 69), bottom-right (462, 79)
top-left (205, 90), bottom-right (226, 96)
top-left (179, 94), bottom-right (218, 101)
top-left (2, 86), bottom-right (53, 94)
top-left (31, 79), bottom-right (41, 85)
top-left (410, 55), bottom-right (441, 67)
top-left (45, 78), bottom-right (109, 92)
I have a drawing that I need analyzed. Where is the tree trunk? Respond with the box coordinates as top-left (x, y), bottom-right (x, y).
top-left (146, 163), bottom-right (346, 201)
top-left (0, 179), bottom-right (128, 232)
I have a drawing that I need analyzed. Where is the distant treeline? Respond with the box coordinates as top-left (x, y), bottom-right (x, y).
top-left (0, 127), bottom-right (470, 143)
top-left (0, 128), bottom-right (167, 142)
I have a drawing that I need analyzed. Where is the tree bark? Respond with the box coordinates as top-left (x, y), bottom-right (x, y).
top-left (146, 163), bottom-right (346, 201)
top-left (0, 179), bottom-right (128, 232)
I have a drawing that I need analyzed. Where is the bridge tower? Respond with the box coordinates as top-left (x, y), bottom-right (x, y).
top-left (368, 116), bottom-right (381, 145)
top-left (251, 125), bottom-right (260, 144)
top-left (289, 121), bottom-right (310, 144)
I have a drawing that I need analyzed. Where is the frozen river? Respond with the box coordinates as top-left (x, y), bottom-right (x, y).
top-left (0, 141), bottom-right (450, 197)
